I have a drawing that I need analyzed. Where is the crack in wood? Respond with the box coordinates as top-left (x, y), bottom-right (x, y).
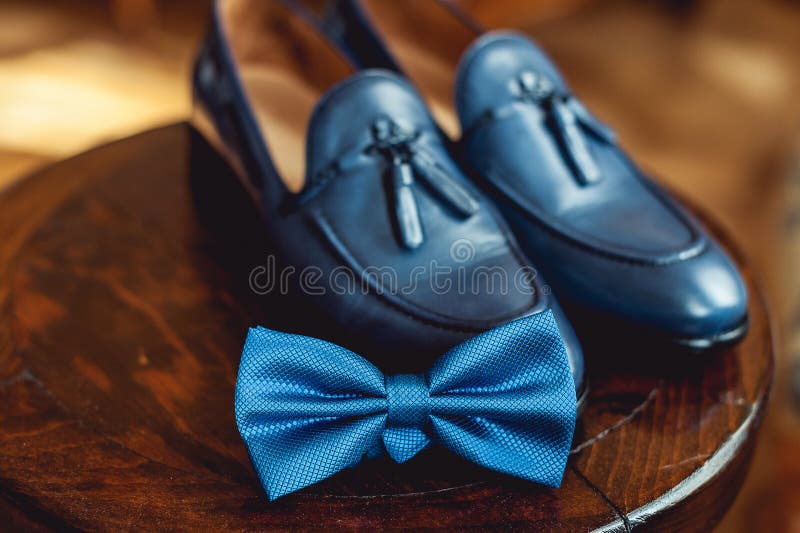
top-left (571, 465), bottom-right (632, 532)
top-left (571, 384), bottom-right (661, 455)
top-left (0, 369), bottom-right (37, 389)
top-left (658, 453), bottom-right (713, 472)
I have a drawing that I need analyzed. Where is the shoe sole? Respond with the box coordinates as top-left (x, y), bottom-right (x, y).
top-left (560, 294), bottom-right (750, 355)
top-left (670, 315), bottom-right (750, 352)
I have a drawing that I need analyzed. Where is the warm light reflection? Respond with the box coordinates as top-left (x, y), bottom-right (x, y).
top-left (0, 0), bottom-right (205, 169)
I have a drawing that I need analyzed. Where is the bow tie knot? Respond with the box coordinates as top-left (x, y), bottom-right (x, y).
top-left (384, 373), bottom-right (431, 462)
top-left (386, 374), bottom-right (429, 427)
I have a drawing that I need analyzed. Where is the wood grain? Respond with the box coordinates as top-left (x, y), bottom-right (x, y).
top-left (0, 124), bottom-right (773, 530)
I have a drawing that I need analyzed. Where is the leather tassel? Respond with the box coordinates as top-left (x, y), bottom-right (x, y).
top-left (391, 159), bottom-right (424, 249)
top-left (411, 150), bottom-right (480, 217)
top-left (515, 70), bottom-right (616, 186)
top-left (550, 101), bottom-right (602, 185)
top-left (364, 116), bottom-right (478, 248)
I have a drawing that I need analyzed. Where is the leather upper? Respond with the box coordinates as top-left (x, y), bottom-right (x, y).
top-left (455, 32), bottom-right (748, 341)
top-left (295, 72), bottom-right (544, 327)
top-left (193, 6), bottom-right (585, 383)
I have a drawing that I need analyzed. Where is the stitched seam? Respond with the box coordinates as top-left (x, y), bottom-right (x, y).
top-left (480, 165), bottom-right (709, 268)
top-left (317, 210), bottom-right (529, 331)
top-left (313, 211), bottom-right (538, 333)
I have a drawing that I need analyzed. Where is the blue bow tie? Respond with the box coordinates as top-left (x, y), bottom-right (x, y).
top-left (235, 310), bottom-right (576, 500)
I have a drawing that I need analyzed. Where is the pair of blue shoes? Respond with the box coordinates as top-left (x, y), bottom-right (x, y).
top-left (193, 0), bottom-right (748, 499)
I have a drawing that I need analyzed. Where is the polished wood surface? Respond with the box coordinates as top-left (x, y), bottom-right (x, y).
top-left (0, 124), bottom-right (773, 530)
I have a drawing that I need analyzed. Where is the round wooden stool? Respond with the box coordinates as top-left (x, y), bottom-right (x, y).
top-left (0, 125), bottom-right (774, 531)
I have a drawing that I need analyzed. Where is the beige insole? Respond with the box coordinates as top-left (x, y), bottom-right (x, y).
top-left (219, 0), bottom-right (353, 192)
top-left (360, 0), bottom-right (478, 139)
top-left (239, 69), bottom-right (320, 191)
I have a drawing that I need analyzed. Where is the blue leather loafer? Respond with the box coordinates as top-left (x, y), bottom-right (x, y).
top-left (324, 1), bottom-right (749, 349)
top-left (191, 0), bottom-right (586, 395)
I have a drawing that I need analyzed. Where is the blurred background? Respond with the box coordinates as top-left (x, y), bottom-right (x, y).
top-left (1, 0), bottom-right (799, 530)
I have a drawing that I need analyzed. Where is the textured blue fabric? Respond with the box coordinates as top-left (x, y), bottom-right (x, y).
top-left (235, 310), bottom-right (576, 500)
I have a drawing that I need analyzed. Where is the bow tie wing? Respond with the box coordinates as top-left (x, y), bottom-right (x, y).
top-left (426, 311), bottom-right (576, 487)
top-left (235, 327), bottom-right (388, 500)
